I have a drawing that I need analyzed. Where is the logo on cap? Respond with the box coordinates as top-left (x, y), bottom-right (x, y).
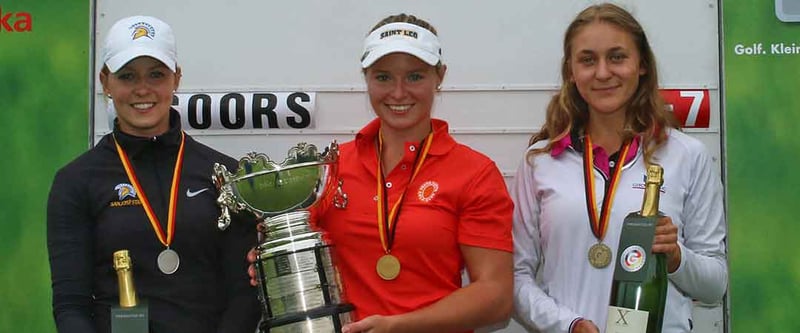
top-left (129, 22), bottom-right (155, 40)
top-left (380, 29), bottom-right (419, 39)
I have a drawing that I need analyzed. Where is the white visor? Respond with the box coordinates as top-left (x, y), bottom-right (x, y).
top-left (361, 22), bottom-right (441, 68)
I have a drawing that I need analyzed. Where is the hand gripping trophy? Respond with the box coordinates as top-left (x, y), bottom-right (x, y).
top-left (213, 142), bottom-right (352, 333)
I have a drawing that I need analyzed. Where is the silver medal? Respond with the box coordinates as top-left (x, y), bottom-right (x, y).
top-left (157, 248), bottom-right (180, 274)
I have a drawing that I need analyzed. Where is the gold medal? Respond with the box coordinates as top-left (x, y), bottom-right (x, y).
top-left (588, 243), bottom-right (612, 268)
top-left (374, 131), bottom-right (433, 281)
top-left (376, 254), bottom-right (401, 280)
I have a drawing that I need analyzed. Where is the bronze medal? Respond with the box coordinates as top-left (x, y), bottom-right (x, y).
top-left (582, 136), bottom-right (632, 269)
top-left (588, 243), bottom-right (612, 268)
top-left (376, 254), bottom-right (401, 280)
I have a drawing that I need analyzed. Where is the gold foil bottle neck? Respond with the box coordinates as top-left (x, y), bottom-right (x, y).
top-left (113, 250), bottom-right (138, 307)
top-left (640, 164), bottom-right (664, 217)
top-left (113, 250), bottom-right (132, 271)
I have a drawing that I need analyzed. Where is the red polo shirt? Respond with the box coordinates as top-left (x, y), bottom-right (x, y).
top-left (315, 118), bottom-right (513, 324)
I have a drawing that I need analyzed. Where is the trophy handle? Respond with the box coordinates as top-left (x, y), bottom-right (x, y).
top-left (213, 162), bottom-right (248, 230)
top-left (218, 207), bottom-right (231, 230)
top-left (333, 178), bottom-right (347, 209)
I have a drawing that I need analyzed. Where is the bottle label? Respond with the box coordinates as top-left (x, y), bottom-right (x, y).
top-left (613, 213), bottom-right (657, 282)
top-left (620, 245), bottom-right (647, 272)
top-left (606, 305), bottom-right (649, 333)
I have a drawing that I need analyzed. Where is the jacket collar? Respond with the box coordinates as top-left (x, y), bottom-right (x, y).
top-left (112, 108), bottom-right (183, 157)
top-left (550, 129), bottom-right (640, 165)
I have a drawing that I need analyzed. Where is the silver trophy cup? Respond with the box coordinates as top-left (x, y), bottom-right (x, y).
top-left (213, 142), bottom-right (352, 333)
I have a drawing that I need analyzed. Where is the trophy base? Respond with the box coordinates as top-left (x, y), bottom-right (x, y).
top-left (111, 303), bottom-right (149, 333)
top-left (260, 303), bottom-right (354, 333)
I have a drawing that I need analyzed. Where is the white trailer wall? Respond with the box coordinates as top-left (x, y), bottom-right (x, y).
top-left (91, 1), bottom-right (725, 332)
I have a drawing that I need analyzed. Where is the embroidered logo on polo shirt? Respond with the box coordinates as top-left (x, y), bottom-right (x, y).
top-left (417, 180), bottom-right (439, 203)
top-left (115, 183), bottom-right (136, 200)
top-left (632, 173), bottom-right (667, 193)
top-left (110, 183), bottom-right (142, 207)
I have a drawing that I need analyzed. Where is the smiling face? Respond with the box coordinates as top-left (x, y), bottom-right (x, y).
top-left (100, 56), bottom-right (180, 137)
top-left (568, 21), bottom-right (645, 119)
top-left (364, 53), bottom-right (445, 141)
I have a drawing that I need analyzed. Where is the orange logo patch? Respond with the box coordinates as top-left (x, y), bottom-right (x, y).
top-left (417, 181), bottom-right (439, 203)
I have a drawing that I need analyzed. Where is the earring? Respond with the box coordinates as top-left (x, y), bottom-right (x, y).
top-left (106, 94), bottom-right (112, 99)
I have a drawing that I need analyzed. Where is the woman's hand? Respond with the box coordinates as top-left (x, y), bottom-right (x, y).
top-left (572, 319), bottom-right (599, 333)
top-left (247, 222), bottom-right (265, 286)
top-left (342, 315), bottom-right (396, 333)
top-left (652, 216), bottom-right (681, 273)
top-left (246, 247), bottom-right (258, 286)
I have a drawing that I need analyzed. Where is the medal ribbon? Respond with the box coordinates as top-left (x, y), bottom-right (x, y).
top-left (114, 132), bottom-right (186, 247)
top-left (376, 129), bottom-right (434, 253)
top-left (582, 135), bottom-right (631, 242)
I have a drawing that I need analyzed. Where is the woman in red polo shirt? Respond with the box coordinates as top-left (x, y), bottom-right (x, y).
top-left (249, 13), bottom-right (513, 333)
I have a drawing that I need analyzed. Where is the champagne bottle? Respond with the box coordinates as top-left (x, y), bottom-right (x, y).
top-left (111, 250), bottom-right (148, 333)
top-left (113, 250), bottom-right (138, 307)
top-left (606, 165), bottom-right (668, 333)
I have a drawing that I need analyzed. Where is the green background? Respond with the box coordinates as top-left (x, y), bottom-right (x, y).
top-left (723, 1), bottom-right (800, 332)
top-left (0, 0), bottom-right (89, 332)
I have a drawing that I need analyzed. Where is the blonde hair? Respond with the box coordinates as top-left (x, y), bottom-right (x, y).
top-left (370, 13), bottom-right (438, 35)
top-left (528, 3), bottom-right (678, 164)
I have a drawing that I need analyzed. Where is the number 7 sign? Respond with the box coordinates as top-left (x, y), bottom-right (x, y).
top-left (659, 89), bottom-right (710, 128)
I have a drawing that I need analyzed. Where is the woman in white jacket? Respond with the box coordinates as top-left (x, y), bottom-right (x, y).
top-left (511, 3), bottom-right (727, 333)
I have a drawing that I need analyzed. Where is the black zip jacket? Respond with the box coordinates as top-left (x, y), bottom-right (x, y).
top-left (47, 110), bottom-right (260, 333)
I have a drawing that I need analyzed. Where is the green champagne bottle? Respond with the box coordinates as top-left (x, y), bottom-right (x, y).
top-left (605, 165), bottom-right (668, 333)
